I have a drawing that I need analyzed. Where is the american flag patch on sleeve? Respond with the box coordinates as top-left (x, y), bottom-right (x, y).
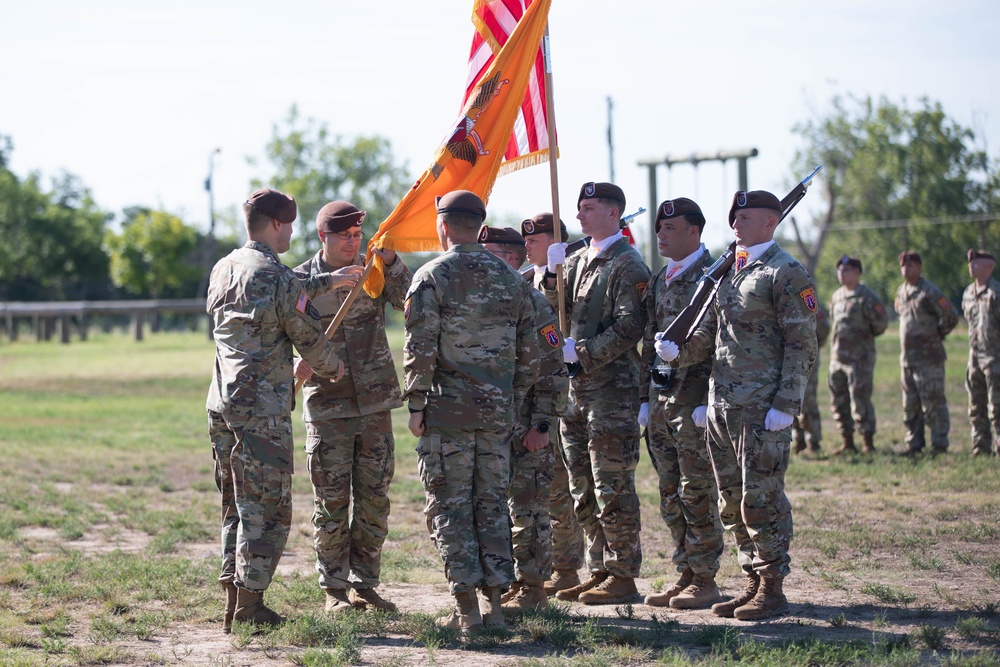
top-left (296, 291), bottom-right (309, 314)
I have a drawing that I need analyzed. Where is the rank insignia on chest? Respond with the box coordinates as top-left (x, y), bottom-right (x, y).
top-left (800, 287), bottom-right (818, 313)
top-left (541, 323), bottom-right (560, 348)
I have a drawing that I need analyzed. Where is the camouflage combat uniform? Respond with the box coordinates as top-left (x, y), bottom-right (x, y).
top-left (509, 290), bottom-right (569, 586)
top-left (962, 275), bottom-right (1000, 455)
top-left (792, 304), bottom-right (831, 450)
top-left (640, 248), bottom-right (724, 578)
top-left (404, 243), bottom-right (540, 594)
top-left (677, 243), bottom-right (817, 578)
top-left (828, 283), bottom-right (888, 438)
top-left (207, 240), bottom-right (343, 592)
top-left (895, 277), bottom-right (959, 452)
top-left (544, 236), bottom-right (650, 579)
top-left (293, 250), bottom-right (411, 592)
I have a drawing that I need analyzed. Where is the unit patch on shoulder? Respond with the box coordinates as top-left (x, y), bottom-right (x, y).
top-left (799, 287), bottom-right (818, 313)
top-left (541, 323), bottom-right (560, 348)
top-left (295, 290), bottom-right (321, 321)
top-left (404, 297), bottom-right (412, 322)
top-left (938, 296), bottom-right (952, 311)
top-left (636, 281), bottom-right (648, 296)
top-left (874, 303), bottom-right (885, 316)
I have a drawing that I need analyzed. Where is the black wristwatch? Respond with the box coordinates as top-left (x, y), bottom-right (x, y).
top-left (535, 421), bottom-right (550, 434)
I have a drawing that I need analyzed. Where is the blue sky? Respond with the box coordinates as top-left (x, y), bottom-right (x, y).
top-left (3, 1), bottom-right (998, 253)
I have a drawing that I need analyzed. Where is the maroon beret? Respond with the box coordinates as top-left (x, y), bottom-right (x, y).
top-left (836, 255), bottom-right (863, 273)
top-left (728, 190), bottom-right (782, 228)
top-left (520, 213), bottom-right (568, 239)
top-left (436, 190), bottom-right (487, 220)
top-left (968, 249), bottom-right (996, 262)
top-left (478, 225), bottom-right (525, 246)
top-left (246, 188), bottom-right (296, 224)
top-left (316, 201), bottom-right (365, 234)
top-left (578, 182), bottom-right (626, 211)
top-left (655, 197), bottom-right (702, 231)
top-left (899, 250), bottom-right (922, 266)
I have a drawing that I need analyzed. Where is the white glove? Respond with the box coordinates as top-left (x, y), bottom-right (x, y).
top-left (692, 405), bottom-right (707, 429)
top-left (562, 336), bottom-right (578, 364)
top-left (637, 402), bottom-right (649, 428)
top-left (654, 331), bottom-right (679, 362)
top-left (764, 408), bottom-right (794, 432)
top-left (547, 242), bottom-right (568, 273)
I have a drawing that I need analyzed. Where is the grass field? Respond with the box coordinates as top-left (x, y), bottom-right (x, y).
top-left (0, 324), bottom-right (998, 666)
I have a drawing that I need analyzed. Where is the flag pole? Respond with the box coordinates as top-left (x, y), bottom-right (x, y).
top-left (542, 25), bottom-right (567, 334)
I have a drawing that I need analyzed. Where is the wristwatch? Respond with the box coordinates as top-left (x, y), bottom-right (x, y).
top-left (535, 421), bottom-right (550, 434)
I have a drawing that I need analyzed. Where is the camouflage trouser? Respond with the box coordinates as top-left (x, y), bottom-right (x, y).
top-left (508, 422), bottom-right (555, 586)
top-left (208, 410), bottom-right (293, 591)
top-left (966, 358), bottom-right (1000, 455)
top-left (706, 403), bottom-right (793, 578)
top-left (645, 398), bottom-right (723, 576)
top-left (418, 425), bottom-right (513, 594)
top-left (792, 361), bottom-right (822, 447)
top-left (829, 360), bottom-right (877, 436)
top-left (305, 412), bottom-right (395, 590)
top-left (902, 363), bottom-right (950, 451)
top-left (549, 427), bottom-right (585, 571)
top-left (561, 387), bottom-right (642, 579)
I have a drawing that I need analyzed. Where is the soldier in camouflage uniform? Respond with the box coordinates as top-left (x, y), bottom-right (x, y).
top-left (792, 303), bottom-right (830, 454)
top-left (828, 255), bottom-right (888, 455)
top-left (962, 249), bottom-right (1000, 456)
top-left (404, 191), bottom-right (540, 634)
top-left (542, 182), bottom-right (650, 605)
top-left (479, 225), bottom-right (569, 611)
top-left (520, 213), bottom-right (586, 596)
top-left (638, 198), bottom-right (724, 610)
top-left (895, 251), bottom-right (959, 454)
top-left (207, 188), bottom-right (352, 632)
top-left (292, 201), bottom-right (411, 614)
top-left (658, 190), bottom-right (818, 621)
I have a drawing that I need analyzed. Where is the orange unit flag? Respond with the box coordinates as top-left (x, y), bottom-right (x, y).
top-left (364, 0), bottom-right (553, 297)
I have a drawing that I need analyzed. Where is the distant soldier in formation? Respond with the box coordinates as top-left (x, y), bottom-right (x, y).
top-left (479, 225), bottom-right (569, 611)
top-left (962, 249), bottom-right (1000, 457)
top-left (894, 251), bottom-right (959, 455)
top-left (792, 303), bottom-right (830, 454)
top-left (206, 188), bottom-right (352, 632)
top-left (403, 191), bottom-right (540, 634)
top-left (638, 198), bottom-right (724, 610)
top-left (543, 182), bottom-right (650, 605)
top-left (657, 190), bottom-right (818, 621)
top-left (519, 212), bottom-right (586, 596)
top-left (292, 201), bottom-right (410, 614)
top-left (828, 255), bottom-right (888, 455)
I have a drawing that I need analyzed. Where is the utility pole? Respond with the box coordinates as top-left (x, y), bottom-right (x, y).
top-left (196, 148), bottom-right (221, 301)
top-left (606, 96), bottom-right (615, 182)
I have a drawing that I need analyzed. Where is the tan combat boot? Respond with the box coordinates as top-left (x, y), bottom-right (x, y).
top-left (349, 587), bottom-right (398, 612)
top-left (233, 588), bottom-right (286, 626)
top-left (862, 433), bottom-right (876, 454)
top-left (437, 591), bottom-right (483, 635)
top-left (222, 582), bottom-right (238, 634)
top-left (578, 575), bottom-right (641, 605)
top-left (544, 569), bottom-right (581, 597)
top-left (734, 576), bottom-right (788, 621)
top-left (832, 432), bottom-right (857, 455)
top-left (479, 586), bottom-right (506, 628)
top-left (555, 571), bottom-right (608, 601)
top-left (711, 572), bottom-right (760, 618)
top-left (323, 588), bottom-right (354, 615)
top-left (502, 583), bottom-right (548, 611)
top-left (669, 573), bottom-right (722, 609)
top-left (644, 569), bottom-right (692, 607)
top-left (500, 581), bottom-right (523, 604)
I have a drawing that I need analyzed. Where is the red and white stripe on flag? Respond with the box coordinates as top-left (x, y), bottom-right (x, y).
top-left (469, 0), bottom-right (555, 175)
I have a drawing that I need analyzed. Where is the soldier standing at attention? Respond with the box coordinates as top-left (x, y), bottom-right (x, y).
top-left (207, 188), bottom-right (353, 631)
top-left (828, 256), bottom-right (888, 455)
top-left (792, 303), bottom-right (830, 455)
top-left (638, 198), bottom-right (724, 610)
top-left (519, 213), bottom-right (586, 596)
top-left (404, 191), bottom-right (540, 634)
top-left (479, 225), bottom-right (569, 611)
top-left (292, 201), bottom-right (411, 614)
top-left (962, 249), bottom-right (1000, 456)
top-left (895, 251), bottom-right (959, 455)
top-left (656, 190), bottom-right (818, 621)
top-left (543, 182), bottom-right (650, 605)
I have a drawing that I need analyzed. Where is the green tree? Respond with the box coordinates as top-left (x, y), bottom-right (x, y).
top-left (104, 209), bottom-right (199, 299)
top-left (787, 95), bottom-right (996, 306)
top-left (249, 105), bottom-right (411, 260)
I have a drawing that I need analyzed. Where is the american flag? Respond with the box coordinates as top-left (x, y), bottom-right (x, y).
top-left (468, 0), bottom-right (555, 175)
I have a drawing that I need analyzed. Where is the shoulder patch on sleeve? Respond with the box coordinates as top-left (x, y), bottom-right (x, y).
top-left (295, 290), bottom-right (322, 321)
top-left (800, 287), bottom-right (818, 313)
top-left (636, 281), bottom-right (648, 296)
top-left (874, 303), bottom-right (885, 316)
top-left (540, 323), bottom-right (560, 348)
top-left (938, 296), bottom-right (951, 311)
